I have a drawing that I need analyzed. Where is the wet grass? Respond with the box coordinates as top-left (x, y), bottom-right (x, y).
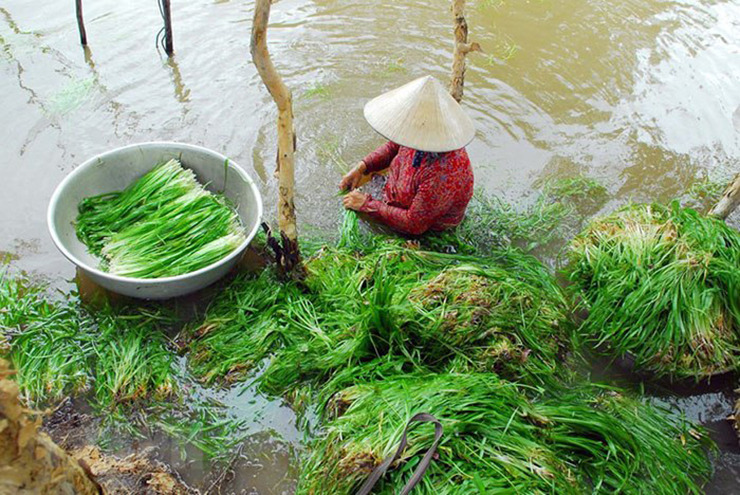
top-left (179, 215), bottom-right (573, 407)
top-left (566, 202), bottom-right (740, 379)
top-left (542, 175), bottom-right (609, 209)
top-left (455, 189), bottom-right (572, 252)
top-left (430, 177), bottom-right (609, 255)
top-left (685, 175), bottom-right (730, 212)
top-left (185, 182), bottom-right (609, 402)
top-left (92, 311), bottom-right (177, 409)
top-left (373, 56), bottom-right (407, 77)
top-left (155, 398), bottom-right (247, 462)
top-left (1, 270), bottom-right (255, 464)
top-left (299, 373), bottom-right (713, 494)
top-left (185, 268), bottom-right (307, 384)
top-left (253, 244), bottom-right (573, 403)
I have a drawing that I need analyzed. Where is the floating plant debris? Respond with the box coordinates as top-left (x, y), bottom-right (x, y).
top-left (76, 158), bottom-right (245, 279)
top-left (566, 202), bottom-right (740, 379)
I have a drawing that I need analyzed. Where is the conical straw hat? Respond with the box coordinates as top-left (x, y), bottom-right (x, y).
top-left (363, 75), bottom-right (476, 153)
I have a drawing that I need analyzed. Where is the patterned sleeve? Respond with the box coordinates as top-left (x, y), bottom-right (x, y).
top-left (362, 141), bottom-right (400, 173)
top-left (358, 166), bottom-right (455, 235)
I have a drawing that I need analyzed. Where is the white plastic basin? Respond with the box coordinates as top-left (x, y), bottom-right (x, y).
top-left (48, 142), bottom-right (263, 300)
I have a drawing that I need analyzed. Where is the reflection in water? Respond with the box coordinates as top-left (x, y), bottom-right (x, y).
top-left (82, 45), bottom-right (95, 70)
top-left (0, 7), bottom-right (42, 108)
top-left (166, 55), bottom-right (191, 105)
top-left (2, 0), bottom-right (740, 491)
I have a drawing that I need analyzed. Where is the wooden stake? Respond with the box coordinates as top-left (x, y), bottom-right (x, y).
top-left (162, 0), bottom-right (174, 56)
top-left (708, 173), bottom-right (740, 220)
top-left (449, 0), bottom-right (480, 102)
top-left (251, 0), bottom-right (301, 273)
top-left (75, 0), bottom-right (87, 46)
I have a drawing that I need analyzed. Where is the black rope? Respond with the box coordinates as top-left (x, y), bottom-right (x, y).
top-left (355, 412), bottom-right (443, 495)
top-left (155, 0), bottom-right (167, 52)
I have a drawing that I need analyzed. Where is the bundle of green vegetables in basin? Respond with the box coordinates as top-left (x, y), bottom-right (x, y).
top-left (76, 158), bottom-right (245, 279)
top-left (566, 202), bottom-right (740, 379)
top-left (48, 142), bottom-right (262, 299)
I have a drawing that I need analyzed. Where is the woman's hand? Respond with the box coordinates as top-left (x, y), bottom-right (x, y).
top-left (343, 190), bottom-right (368, 211)
top-left (339, 161), bottom-right (367, 191)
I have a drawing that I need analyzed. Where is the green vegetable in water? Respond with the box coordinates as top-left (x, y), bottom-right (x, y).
top-left (0, 271), bottom-right (176, 407)
top-left (1, 271), bottom-right (253, 462)
top-left (566, 202), bottom-right (740, 378)
top-left (76, 159), bottom-right (245, 278)
top-left (187, 268), bottom-right (309, 384)
top-left (185, 199), bottom-right (572, 397)
top-left (299, 373), bottom-right (712, 494)
top-left (203, 243), bottom-right (571, 402)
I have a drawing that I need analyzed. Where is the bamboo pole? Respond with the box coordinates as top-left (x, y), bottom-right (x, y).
top-left (708, 173), bottom-right (740, 220)
top-left (162, 0), bottom-right (174, 56)
top-left (75, 0), bottom-right (87, 46)
top-left (250, 0), bottom-right (301, 272)
top-left (449, 0), bottom-right (480, 102)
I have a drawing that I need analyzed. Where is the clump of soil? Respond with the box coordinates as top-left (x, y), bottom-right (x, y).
top-left (0, 359), bottom-right (100, 494)
top-left (71, 445), bottom-right (193, 495)
top-left (43, 397), bottom-right (99, 451)
top-left (1, 358), bottom-right (193, 495)
top-left (43, 400), bottom-right (194, 494)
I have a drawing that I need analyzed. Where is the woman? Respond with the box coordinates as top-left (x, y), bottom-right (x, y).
top-left (340, 75), bottom-right (476, 235)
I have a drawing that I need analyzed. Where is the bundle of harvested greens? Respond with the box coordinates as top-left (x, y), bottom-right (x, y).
top-left (186, 267), bottom-right (308, 384)
top-left (252, 243), bottom-right (571, 401)
top-left (76, 159), bottom-right (245, 278)
top-left (566, 202), bottom-right (740, 379)
top-left (299, 373), bottom-right (712, 494)
top-left (1, 272), bottom-right (176, 407)
top-left (184, 238), bottom-right (570, 402)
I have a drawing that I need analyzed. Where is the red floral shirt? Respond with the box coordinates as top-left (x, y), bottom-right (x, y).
top-left (359, 141), bottom-right (474, 235)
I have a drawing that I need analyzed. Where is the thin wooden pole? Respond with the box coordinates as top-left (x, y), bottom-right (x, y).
top-left (163, 0), bottom-right (174, 56)
top-left (251, 0), bottom-right (301, 273)
top-left (75, 0), bottom-right (87, 46)
top-left (449, 0), bottom-right (480, 102)
top-left (709, 173), bottom-right (740, 220)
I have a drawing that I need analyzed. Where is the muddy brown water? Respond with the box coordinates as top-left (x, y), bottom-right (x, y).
top-left (2, 0), bottom-right (740, 492)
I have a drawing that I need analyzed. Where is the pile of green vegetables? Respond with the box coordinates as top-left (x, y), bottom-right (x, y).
top-left (0, 271), bottom-right (176, 408)
top-left (300, 374), bottom-right (711, 494)
top-left (188, 231), bottom-right (572, 400)
top-left (2, 180), bottom-right (724, 493)
top-left (566, 202), bottom-right (740, 379)
top-left (76, 159), bottom-right (245, 278)
top-left (182, 208), bottom-right (714, 493)
top-left (0, 271), bottom-right (247, 461)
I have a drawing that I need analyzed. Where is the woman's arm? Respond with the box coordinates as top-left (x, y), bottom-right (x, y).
top-left (362, 141), bottom-right (400, 173)
top-left (339, 142), bottom-right (400, 191)
top-left (357, 170), bottom-right (455, 235)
